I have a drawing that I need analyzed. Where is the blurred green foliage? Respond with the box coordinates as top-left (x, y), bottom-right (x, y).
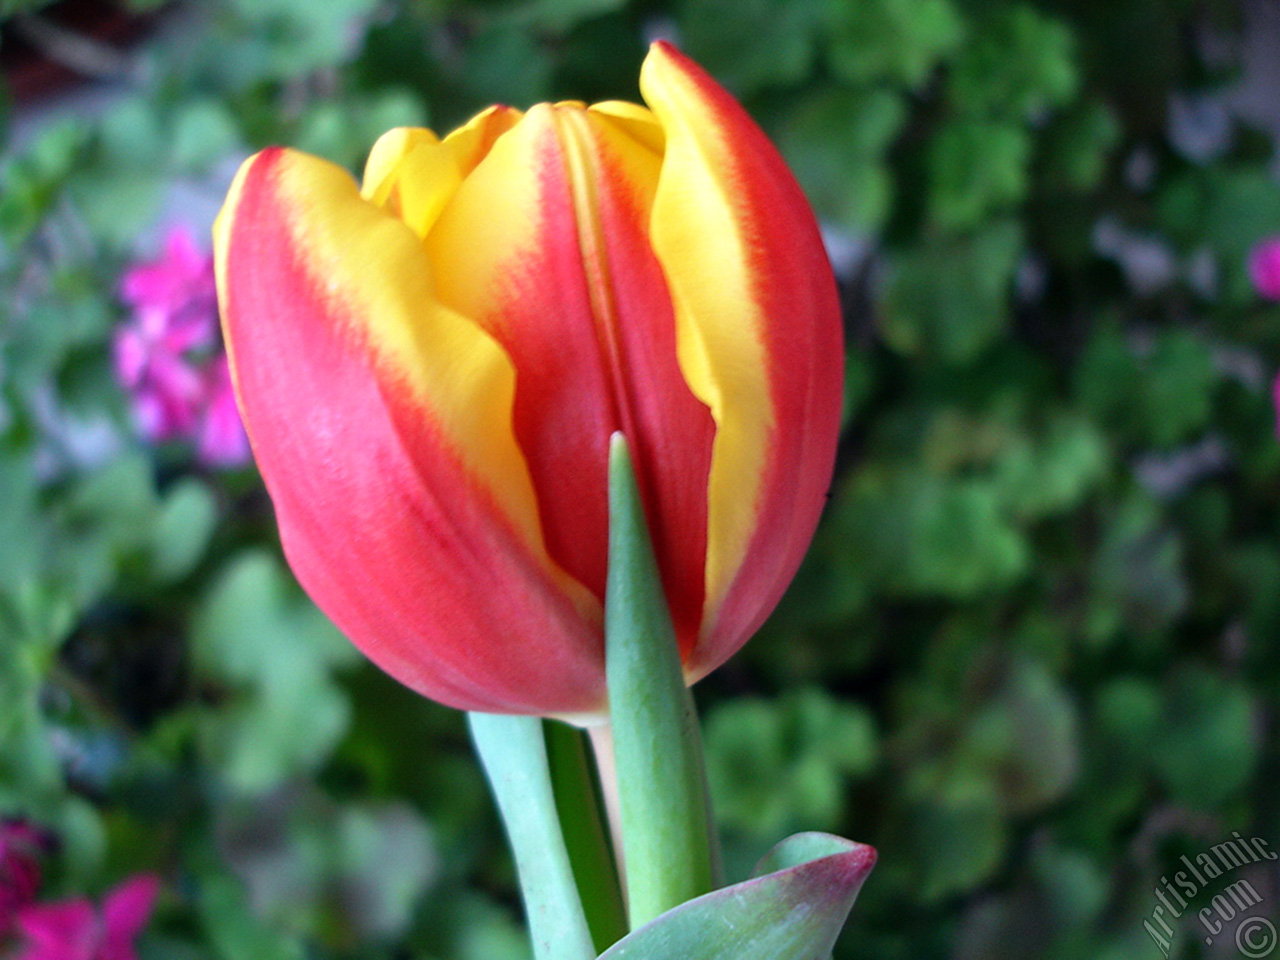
top-left (2, 0), bottom-right (1279, 958)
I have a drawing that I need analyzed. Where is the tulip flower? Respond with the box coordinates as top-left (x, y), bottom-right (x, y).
top-left (213, 41), bottom-right (843, 718)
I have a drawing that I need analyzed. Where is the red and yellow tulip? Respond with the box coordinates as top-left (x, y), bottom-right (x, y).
top-left (213, 42), bottom-right (843, 719)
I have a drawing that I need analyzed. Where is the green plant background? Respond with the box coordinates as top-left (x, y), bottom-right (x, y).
top-left (2, 1), bottom-right (1279, 958)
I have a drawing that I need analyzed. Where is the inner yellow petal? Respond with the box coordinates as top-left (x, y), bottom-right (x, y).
top-left (640, 49), bottom-right (774, 626)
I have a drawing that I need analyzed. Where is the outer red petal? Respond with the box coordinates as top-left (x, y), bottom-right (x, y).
top-left (216, 148), bottom-right (605, 718)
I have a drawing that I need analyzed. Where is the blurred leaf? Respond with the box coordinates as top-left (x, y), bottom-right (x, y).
top-left (961, 662), bottom-right (1080, 814)
top-left (780, 87), bottom-right (905, 232)
top-left (1087, 494), bottom-right (1188, 643)
top-left (1149, 670), bottom-right (1258, 809)
top-left (487, 0), bottom-right (628, 32)
top-left (878, 220), bottom-right (1023, 363)
top-left (706, 689), bottom-right (878, 838)
top-left (192, 551), bottom-right (358, 793)
top-left (225, 0), bottom-right (380, 77)
top-left (928, 119), bottom-right (1031, 232)
top-left (149, 478), bottom-right (218, 583)
top-left (294, 87), bottom-right (429, 169)
top-left (680, 0), bottom-right (825, 94)
top-left (946, 5), bottom-right (1077, 119)
top-left (990, 414), bottom-right (1110, 520)
top-left (1075, 325), bottom-right (1218, 448)
top-left (835, 465), bottom-right (1029, 597)
top-left (1039, 101), bottom-right (1121, 193)
top-left (904, 768), bottom-right (1007, 900)
top-left (198, 869), bottom-right (307, 960)
top-left (170, 99), bottom-right (243, 173)
top-left (453, 25), bottom-right (555, 108)
top-left (825, 0), bottom-right (964, 87)
top-left (335, 803), bottom-right (438, 940)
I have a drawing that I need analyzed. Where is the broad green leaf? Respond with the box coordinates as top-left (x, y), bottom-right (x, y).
top-left (198, 869), bottom-right (307, 960)
top-left (600, 832), bottom-right (875, 960)
top-left (1040, 101), bottom-right (1121, 192)
top-left (834, 466), bottom-right (1029, 598)
top-left (960, 662), bottom-right (1080, 814)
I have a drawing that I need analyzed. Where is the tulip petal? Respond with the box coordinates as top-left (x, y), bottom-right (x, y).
top-left (640, 42), bottom-right (844, 677)
top-left (215, 147), bottom-right (604, 716)
top-left (425, 102), bottom-right (716, 654)
top-left (361, 126), bottom-right (440, 205)
top-left (363, 107), bottom-right (524, 238)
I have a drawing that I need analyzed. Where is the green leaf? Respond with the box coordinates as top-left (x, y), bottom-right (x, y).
top-left (904, 768), bottom-right (1007, 900)
top-left (680, 0), bottom-right (825, 94)
top-left (928, 119), bottom-right (1031, 232)
top-left (469, 713), bottom-right (596, 960)
top-left (1040, 101), bottom-right (1121, 193)
top-left (1150, 670), bottom-right (1258, 809)
top-left (706, 689), bottom-right (877, 838)
top-left (779, 88), bottom-right (905, 232)
top-left (191, 551), bottom-right (358, 793)
top-left (946, 5), bottom-right (1077, 119)
top-left (148, 478), bottom-right (218, 582)
top-left (197, 869), bottom-right (307, 960)
top-left (834, 466), bottom-right (1029, 597)
top-left (878, 220), bottom-right (1023, 363)
top-left (825, 0), bottom-right (964, 88)
top-left (599, 832), bottom-right (875, 960)
top-left (544, 720), bottom-right (627, 953)
top-left (605, 434), bottom-right (718, 927)
top-left (960, 662), bottom-right (1080, 814)
top-left (170, 99), bottom-right (243, 173)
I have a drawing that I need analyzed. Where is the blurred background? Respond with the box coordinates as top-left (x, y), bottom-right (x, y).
top-left (2, 0), bottom-right (1280, 958)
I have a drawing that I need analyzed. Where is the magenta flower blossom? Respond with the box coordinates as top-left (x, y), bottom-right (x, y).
top-left (1248, 236), bottom-right (1280, 301)
top-left (13, 875), bottom-right (159, 960)
top-left (0, 821), bottom-right (46, 938)
top-left (196, 355), bottom-right (252, 467)
top-left (113, 226), bottom-right (250, 467)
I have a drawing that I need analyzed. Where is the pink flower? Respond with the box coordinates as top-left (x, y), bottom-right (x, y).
top-left (113, 226), bottom-right (249, 468)
top-left (120, 228), bottom-right (217, 319)
top-left (1249, 236), bottom-right (1280, 300)
top-left (0, 821), bottom-right (46, 938)
top-left (13, 875), bottom-right (159, 960)
top-left (196, 356), bottom-right (251, 467)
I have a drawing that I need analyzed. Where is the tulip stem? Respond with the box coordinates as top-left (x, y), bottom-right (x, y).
top-left (544, 719), bottom-right (629, 952)
top-left (605, 433), bottom-right (719, 929)
top-left (468, 712), bottom-right (596, 960)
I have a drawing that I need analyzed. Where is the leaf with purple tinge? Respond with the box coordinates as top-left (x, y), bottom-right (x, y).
top-left (598, 833), bottom-right (875, 960)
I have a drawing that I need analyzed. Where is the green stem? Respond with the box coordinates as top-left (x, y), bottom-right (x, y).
top-left (605, 432), bottom-right (719, 928)
top-left (544, 719), bottom-right (629, 952)
top-left (468, 713), bottom-right (596, 960)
